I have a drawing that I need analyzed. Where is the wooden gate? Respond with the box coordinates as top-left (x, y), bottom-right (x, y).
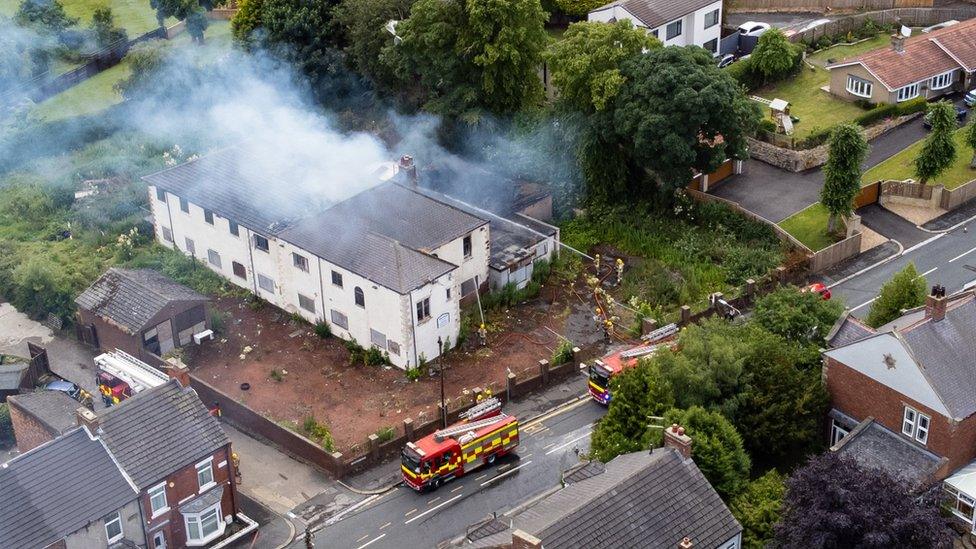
top-left (75, 322), bottom-right (99, 349)
top-left (855, 181), bottom-right (880, 209)
top-left (25, 342), bottom-right (52, 388)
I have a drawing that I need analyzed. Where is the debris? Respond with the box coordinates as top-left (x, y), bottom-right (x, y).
top-left (289, 330), bottom-right (303, 338)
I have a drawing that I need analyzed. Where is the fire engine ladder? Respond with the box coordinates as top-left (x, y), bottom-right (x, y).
top-left (434, 414), bottom-right (509, 442)
top-left (458, 397), bottom-right (501, 422)
top-left (95, 349), bottom-right (168, 393)
top-left (618, 345), bottom-right (660, 360)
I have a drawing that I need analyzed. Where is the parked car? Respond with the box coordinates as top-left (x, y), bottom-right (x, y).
top-left (965, 90), bottom-right (976, 107)
top-left (795, 18), bottom-right (831, 33)
top-left (718, 54), bottom-right (736, 68)
top-left (738, 22), bottom-right (771, 37)
top-left (921, 20), bottom-right (958, 34)
top-left (45, 379), bottom-right (83, 400)
top-left (803, 283), bottom-right (831, 300)
top-left (923, 106), bottom-right (968, 129)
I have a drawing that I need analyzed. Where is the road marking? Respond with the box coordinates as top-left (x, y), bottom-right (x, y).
top-left (427, 497), bottom-right (440, 505)
top-left (379, 522), bottom-right (391, 530)
top-left (356, 534), bottom-right (386, 549)
top-left (521, 453), bottom-right (533, 459)
top-left (918, 267), bottom-right (938, 278)
top-left (950, 246), bottom-right (976, 263)
top-left (404, 494), bottom-right (464, 525)
top-left (451, 484), bottom-right (464, 493)
top-left (481, 460), bottom-right (534, 487)
top-left (475, 474), bottom-right (488, 481)
top-left (528, 426), bottom-right (550, 437)
top-left (903, 233), bottom-right (945, 255)
top-left (497, 463), bottom-right (511, 472)
top-left (545, 431), bottom-right (592, 455)
top-left (356, 534), bottom-right (369, 543)
top-left (850, 296), bottom-right (878, 312)
top-left (404, 508), bottom-right (417, 517)
top-left (542, 442), bottom-right (556, 450)
top-left (521, 396), bottom-right (590, 429)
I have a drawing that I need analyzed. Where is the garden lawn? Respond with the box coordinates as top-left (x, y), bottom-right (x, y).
top-left (755, 34), bottom-right (890, 139)
top-left (777, 202), bottom-right (838, 251)
top-left (0, 0), bottom-right (174, 36)
top-left (862, 125), bottom-right (976, 190)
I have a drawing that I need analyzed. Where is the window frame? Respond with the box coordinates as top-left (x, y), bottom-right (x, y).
top-left (846, 76), bottom-right (873, 99)
top-left (830, 420), bottom-right (849, 446)
top-left (161, 227), bottom-right (174, 243)
top-left (902, 406), bottom-right (917, 437)
top-left (416, 297), bottom-right (431, 322)
top-left (331, 309), bottom-right (349, 329)
top-left (183, 502), bottom-right (224, 546)
top-left (354, 287), bottom-right (365, 308)
top-left (104, 511), bottom-right (124, 543)
top-left (946, 485), bottom-right (976, 523)
top-left (331, 270), bottom-right (343, 288)
top-left (195, 457), bottom-right (216, 491)
top-left (298, 293), bottom-right (315, 313)
top-left (232, 261), bottom-right (247, 280)
top-left (253, 234), bottom-right (270, 253)
top-left (156, 188), bottom-right (166, 202)
top-left (184, 237), bottom-right (195, 256)
top-left (148, 482), bottom-right (169, 518)
top-left (257, 273), bottom-right (275, 293)
top-left (915, 412), bottom-right (930, 444)
top-left (293, 253), bottom-right (309, 272)
top-left (704, 8), bottom-right (719, 28)
top-left (704, 38), bottom-right (718, 53)
top-left (229, 222), bottom-right (239, 237)
top-left (902, 406), bottom-right (931, 444)
top-left (897, 82), bottom-right (920, 102)
top-left (930, 70), bottom-right (954, 91)
top-left (204, 209), bottom-right (214, 225)
top-left (463, 235), bottom-right (473, 258)
top-left (179, 197), bottom-right (189, 214)
top-left (666, 20), bottom-right (682, 40)
top-left (207, 249), bottom-right (221, 269)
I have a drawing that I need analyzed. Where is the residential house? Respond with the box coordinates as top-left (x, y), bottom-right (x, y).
top-left (588, 0), bottom-right (724, 53)
top-left (7, 390), bottom-right (82, 452)
top-left (826, 20), bottom-right (976, 105)
top-left (460, 425), bottom-right (743, 548)
top-left (75, 268), bottom-right (211, 366)
top-left (823, 287), bottom-right (976, 531)
top-left (0, 426), bottom-right (145, 549)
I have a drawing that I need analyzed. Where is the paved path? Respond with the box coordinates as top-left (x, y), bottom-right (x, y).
top-left (924, 198), bottom-right (976, 231)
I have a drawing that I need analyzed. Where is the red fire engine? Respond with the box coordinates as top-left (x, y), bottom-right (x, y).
top-left (401, 398), bottom-right (519, 492)
top-left (95, 350), bottom-right (168, 407)
top-left (589, 324), bottom-right (679, 405)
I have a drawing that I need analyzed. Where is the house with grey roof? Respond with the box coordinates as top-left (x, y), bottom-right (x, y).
top-left (823, 287), bottom-right (976, 532)
top-left (75, 268), bottom-right (210, 366)
top-left (588, 0), bottom-right (723, 54)
top-left (461, 425), bottom-right (742, 549)
top-left (0, 426), bottom-right (145, 549)
top-left (7, 390), bottom-right (83, 452)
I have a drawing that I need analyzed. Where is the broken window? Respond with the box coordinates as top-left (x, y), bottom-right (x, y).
top-left (331, 310), bottom-right (348, 329)
top-left (387, 340), bottom-right (401, 356)
top-left (257, 273), bottom-right (275, 293)
top-left (332, 270), bottom-right (343, 287)
top-left (416, 298), bottom-right (431, 322)
top-left (232, 261), bottom-right (247, 279)
top-left (179, 197), bottom-right (189, 213)
top-left (204, 209), bottom-right (214, 225)
top-left (229, 221), bottom-right (239, 237)
top-left (293, 253), bottom-right (309, 272)
top-left (460, 278), bottom-right (477, 297)
top-left (207, 249), bottom-right (221, 268)
top-left (463, 234), bottom-right (472, 258)
top-left (298, 293), bottom-right (316, 313)
top-left (355, 287), bottom-right (365, 308)
top-left (254, 234), bottom-right (269, 252)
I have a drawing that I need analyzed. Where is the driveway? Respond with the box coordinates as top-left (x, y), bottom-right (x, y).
top-left (856, 204), bottom-right (930, 248)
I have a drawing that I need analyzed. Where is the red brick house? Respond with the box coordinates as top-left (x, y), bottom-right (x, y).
top-left (824, 287), bottom-right (976, 528)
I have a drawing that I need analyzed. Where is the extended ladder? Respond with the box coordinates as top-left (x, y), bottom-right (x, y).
top-left (434, 413), bottom-right (509, 442)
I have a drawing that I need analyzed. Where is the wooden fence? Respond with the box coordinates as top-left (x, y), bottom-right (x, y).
top-left (879, 177), bottom-right (976, 211)
top-left (786, 8), bottom-right (976, 42)
top-left (730, 0), bottom-right (936, 13)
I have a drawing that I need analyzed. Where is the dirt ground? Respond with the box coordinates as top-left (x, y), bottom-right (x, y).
top-left (189, 281), bottom-right (608, 453)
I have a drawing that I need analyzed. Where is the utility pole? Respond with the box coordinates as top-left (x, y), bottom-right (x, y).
top-left (438, 336), bottom-right (446, 428)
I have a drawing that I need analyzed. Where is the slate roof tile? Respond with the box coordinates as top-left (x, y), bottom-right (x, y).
top-left (75, 268), bottom-right (208, 334)
top-left (592, 0), bottom-right (718, 30)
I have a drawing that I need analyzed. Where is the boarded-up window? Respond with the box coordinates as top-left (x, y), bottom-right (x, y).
top-left (370, 329), bottom-right (387, 349)
top-left (232, 261), bottom-right (247, 279)
top-left (257, 273), bottom-right (275, 293)
top-left (460, 278), bottom-right (477, 297)
top-left (387, 340), bottom-right (401, 356)
top-left (207, 249), bottom-right (221, 268)
top-left (298, 293), bottom-right (315, 313)
top-left (331, 310), bottom-right (348, 329)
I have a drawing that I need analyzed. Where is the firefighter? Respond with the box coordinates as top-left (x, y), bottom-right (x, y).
top-left (603, 319), bottom-right (613, 343)
top-left (594, 254), bottom-right (601, 272)
top-left (478, 323), bottom-right (488, 346)
top-left (231, 452), bottom-right (242, 484)
top-left (616, 258), bottom-right (625, 286)
top-left (304, 527), bottom-right (314, 548)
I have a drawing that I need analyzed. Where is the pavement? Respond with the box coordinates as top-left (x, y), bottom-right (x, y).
top-left (924, 198), bottom-right (976, 231)
top-left (818, 240), bottom-right (902, 286)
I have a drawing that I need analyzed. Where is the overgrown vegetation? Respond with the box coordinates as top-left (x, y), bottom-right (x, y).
top-left (375, 425), bottom-right (396, 443)
top-left (344, 338), bottom-right (389, 367)
top-left (301, 415), bottom-right (336, 451)
top-left (550, 338), bottom-right (573, 365)
top-left (0, 403), bottom-right (13, 448)
top-left (730, 470), bottom-right (786, 549)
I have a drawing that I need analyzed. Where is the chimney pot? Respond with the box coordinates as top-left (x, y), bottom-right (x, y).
top-left (925, 284), bottom-right (948, 322)
top-left (76, 407), bottom-right (99, 432)
top-left (663, 423), bottom-right (693, 460)
top-left (398, 154), bottom-right (418, 186)
top-left (679, 537), bottom-right (694, 549)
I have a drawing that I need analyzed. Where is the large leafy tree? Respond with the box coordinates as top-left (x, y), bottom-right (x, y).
top-left (821, 124), bottom-right (868, 232)
top-left (544, 20), bottom-right (658, 113)
top-left (385, 0), bottom-right (548, 118)
top-left (775, 453), bottom-right (952, 548)
top-left (590, 359), bottom-right (674, 462)
top-left (749, 28), bottom-right (799, 84)
top-left (334, 0), bottom-right (414, 90)
top-left (608, 46), bottom-right (761, 194)
top-left (730, 470), bottom-right (786, 549)
top-left (966, 112), bottom-right (976, 168)
top-left (753, 286), bottom-right (844, 344)
top-left (150, 0), bottom-right (215, 42)
top-left (660, 406), bottom-right (751, 499)
top-left (90, 7), bottom-right (128, 49)
top-left (553, 0), bottom-right (606, 16)
top-left (915, 101), bottom-right (958, 184)
top-left (15, 0), bottom-right (77, 35)
top-left (865, 262), bottom-right (927, 328)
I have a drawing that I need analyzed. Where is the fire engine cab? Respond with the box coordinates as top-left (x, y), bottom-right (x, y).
top-left (94, 350), bottom-right (168, 407)
top-left (401, 397), bottom-right (519, 492)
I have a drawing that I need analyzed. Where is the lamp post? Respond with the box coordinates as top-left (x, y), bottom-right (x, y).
top-left (438, 336), bottom-right (446, 428)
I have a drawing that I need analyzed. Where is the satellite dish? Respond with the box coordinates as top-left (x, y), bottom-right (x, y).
top-left (901, 25), bottom-right (911, 37)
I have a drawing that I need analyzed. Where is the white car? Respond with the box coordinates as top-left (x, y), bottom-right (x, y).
top-left (922, 20), bottom-right (958, 33)
top-left (738, 22), bottom-right (771, 37)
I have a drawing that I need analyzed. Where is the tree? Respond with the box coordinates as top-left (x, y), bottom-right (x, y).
top-left (90, 7), bottom-right (128, 49)
top-left (774, 453), bottom-right (952, 548)
top-left (230, 0), bottom-right (262, 45)
top-left (334, 0), bottom-right (414, 90)
top-left (15, 0), bottom-right (77, 35)
top-left (749, 28), bottom-right (799, 84)
top-left (753, 286), bottom-right (844, 344)
top-left (865, 262), bottom-right (927, 328)
top-left (608, 47), bottom-right (761, 194)
top-left (114, 42), bottom-right (168, 100)
top-left (384, 0), bottom-right (548, 118)
top-left (820, 124), bottom-right (868, 232)
top-left (915, 101), bottom-right (958, 185)
top-left (730, 470), bottom-right (786, 549)
top-left (544, 20), bottom-right (658, 113)
top-left (150, 0), bottom-right (216, 42)
top-left (553, 0), bottom-right (606, 17)
top-left (660, 406), bottom-right (751, 499)
top-left (966, 114), bottom-right (976, 168)
top-left (590, 359), bottom-right (674, 462)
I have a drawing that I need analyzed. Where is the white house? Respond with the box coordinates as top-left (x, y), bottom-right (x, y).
top-left (144, 148), bottom-right (490, 370)
top-left (588, 0), bottom-right (724, 54)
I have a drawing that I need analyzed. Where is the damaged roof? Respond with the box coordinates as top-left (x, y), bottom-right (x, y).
top-left (75, 268), bottom-right (209, 335)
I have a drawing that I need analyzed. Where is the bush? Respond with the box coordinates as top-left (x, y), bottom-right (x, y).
top-left (726, 58), bottom-right (762, 91)
top-left (314, 322), bottom-right (332, 339)
top-left (795, 126), bottom-right (833, 149)
top-left (209, 309), bottom-right (227, 334)
top-left (551, 339), bottom-right (574, 365)
top-left (0, 403), bottom-right (13, 447)
top-left (758, 119), bottom-right (777, 133)
top-left (405, 366), bottom-right (425, 382)
top-left (375, 426), bottom-right (396, 443)
top-left (731, 470), bottom-right (786, 549)
top-left (270, 368), bottom-right (284, 382)
top-left (301, 416), bottom-right (336, 451)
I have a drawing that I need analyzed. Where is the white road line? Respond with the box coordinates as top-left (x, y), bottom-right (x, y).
top-left (545, 432), bottom-right (592, 455)
top-left (481, 460), bottom-right (534, 487)
top-left (903, 233), bottom-right (945, 255)
top-left (850, 296), bottom-right (878, 312)
top-left (949, 245), bottom-right (976, 263)
top-left (356, 534), bottom-right (369, 543)
top-left (356, 534), bottom-right (386, 549)
top-left (451, 485), bottom-right (464, 493)
top-left (918, 267), bottom-right (938, 278)
top-left (404, 494), bottom-right (464, 525)
top-left (475, 474), bottom-right (488, 481)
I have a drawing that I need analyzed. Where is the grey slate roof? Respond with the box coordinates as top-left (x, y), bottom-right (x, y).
top-left (97, 379), bottom-right (228, 488)
top-left (832, 417), bottom-right (945, 490)
top-left (591, 0), bottom-right (717, 29)
top-left (75, 268), bottom-right (209, 334)
top-left (280, 217), bottom-right (456, 294)
top-left (0, 427), bottom-right (137, 549)
top-left (7, 391), bottom-right (82, 436)
top-left (826, 311), bottom-right (875, 348)
top-left (510, 448), bottom-right (742, 549)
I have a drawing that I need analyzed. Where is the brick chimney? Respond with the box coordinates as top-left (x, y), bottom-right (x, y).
top-left (925, 284), bottom-right (948, 322)
top-left (398, 154), bottom-right (418, 186)
top-left (76, 407), bottom-right (99, 433)
top-left (512, 529), bottom-right (543, 549)
top-left (663, 423), bottom-right (692, 460)
top-left (891, 33), bottom-right (905, 53)
top-left (679, 537), bottom-right (694, 549)
top-left (165, 356), bottom-right (191, 387)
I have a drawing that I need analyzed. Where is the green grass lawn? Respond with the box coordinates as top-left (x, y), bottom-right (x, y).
top-left (755, 34), bottom-right (891, 139)
top-left (777, 202), bottom-right (840, 251)
top-left (862, 126), bottom-right (976, 190)
top-left (1, 0), bottom-right (174, 36)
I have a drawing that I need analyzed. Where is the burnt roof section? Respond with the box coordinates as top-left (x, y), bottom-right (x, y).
top-left (0, 427), bottom-right (137, 549)
top-left (325, 181), bottom-right (487, 252)
top-left (831, 417), bottom-right (944, 490)
top-left (419, 155), bottom-right (551, 217)
top-left (7, 391), bottom-right (81, 436)
top-left (280, 217), bottom-right (456, 294)
top-left (97, 379), bottom-right (228, 488)
top-left (75, 268), bottom-right (209, 335)
top-left (510, 448), bottom-right (742, 548)
top-left (591, 0), bottom-right (718, 29)
top-left (142, 147), bottom-right (332, 235)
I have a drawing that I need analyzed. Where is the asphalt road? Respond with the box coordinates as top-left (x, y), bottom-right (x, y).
top-left (829, 224), bottom-right (976, 316)
top-left (300, 397), bottom-right (607, 549)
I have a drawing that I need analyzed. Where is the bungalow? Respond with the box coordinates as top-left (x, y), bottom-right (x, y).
top-left (588, 0), bottom-right (724, 53)
top-left (826, 19), bottom-right (976, 105)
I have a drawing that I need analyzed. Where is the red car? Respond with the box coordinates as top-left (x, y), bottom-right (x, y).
top-left (804, 283), bottom-right (831, 300)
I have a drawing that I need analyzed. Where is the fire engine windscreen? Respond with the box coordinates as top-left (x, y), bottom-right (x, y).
top-left (589, 364), bottom-right (611, 390)
top-left (402, 446), bottom-right (423, 474)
